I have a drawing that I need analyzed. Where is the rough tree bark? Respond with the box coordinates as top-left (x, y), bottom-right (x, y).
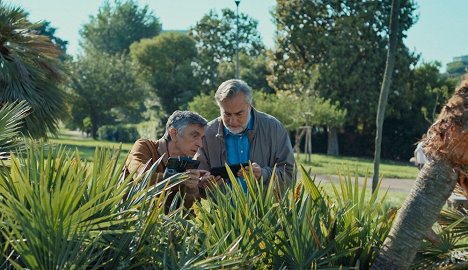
top-left (327, 126), bottom-right (339, 156)
top-left (371, 79), bottom-right (468, 269)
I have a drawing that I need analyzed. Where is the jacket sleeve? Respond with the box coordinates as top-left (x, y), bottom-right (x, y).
top-left (126, 139), bottom-right (162, 185)
top-left (260, 124), bottom-right (295, 188)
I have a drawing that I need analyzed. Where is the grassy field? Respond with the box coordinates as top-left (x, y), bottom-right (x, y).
top-left (297, 153), bottom-right (418, 179)
top-left (49, 129), bottom-right (418, 180)
top-left (49, 129), bottom-right (416, 208)
top-left (49, 129), bottom-right (133, 162)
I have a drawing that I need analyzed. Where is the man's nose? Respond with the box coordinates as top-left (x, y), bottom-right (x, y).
top-left (195, 137), bottom-right (203, 148)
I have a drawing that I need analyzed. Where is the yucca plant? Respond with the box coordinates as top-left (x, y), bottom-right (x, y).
top-left (194, 165), bottom-right (396, 269)
top-left (328, 172), bottom-right (396, 269)
top-left (0, 140), bottom-right (245, 269)
top-left (411, 208), bottom-right (468, 269)
top-left (0, 100), bottom-right (29, 160)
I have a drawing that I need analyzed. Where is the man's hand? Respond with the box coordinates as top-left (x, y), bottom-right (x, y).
top-left (184, 169), bottom-right (201, 192)
top-left (198, 170), bottom-right (223, 189)
top-left (239, 162), bottom-right (262, 180)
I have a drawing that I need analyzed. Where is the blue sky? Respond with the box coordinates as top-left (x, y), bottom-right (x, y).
top-left (9, 0), bottom-right (468, 71)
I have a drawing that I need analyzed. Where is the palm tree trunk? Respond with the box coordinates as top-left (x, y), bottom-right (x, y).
top-left (326, 126), bottom-right (339, 156)
top-left (372, 0), bottom-right (399, 192)
top-left (372, 65), bottom-right (467, 270)
top-left (371, 159), bottom-right (459, 269)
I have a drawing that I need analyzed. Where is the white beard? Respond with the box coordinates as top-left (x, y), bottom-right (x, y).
top-left (224, 110), bottom-right (251, 135)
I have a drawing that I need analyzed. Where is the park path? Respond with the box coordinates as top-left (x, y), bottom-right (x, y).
top-left (313, 174), bottom-right (416, 193)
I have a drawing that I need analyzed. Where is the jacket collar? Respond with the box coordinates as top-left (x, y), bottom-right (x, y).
top-left (156, 138), bottom-right (169, 165)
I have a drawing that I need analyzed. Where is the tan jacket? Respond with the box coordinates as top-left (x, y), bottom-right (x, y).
top-left (124, 138), bottom-right (200, 209)
top-left (194, 108), bottom-right (295, 187)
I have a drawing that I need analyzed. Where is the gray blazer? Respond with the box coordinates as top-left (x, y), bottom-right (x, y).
top-left (194, 108), bottom-right (295, 187)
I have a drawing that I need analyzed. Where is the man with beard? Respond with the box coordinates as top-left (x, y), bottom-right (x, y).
top-left (194, 79), bottom-right (295, 192)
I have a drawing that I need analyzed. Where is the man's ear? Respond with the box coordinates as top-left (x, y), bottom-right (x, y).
top-left (169, 127), bottom-right (177, 141)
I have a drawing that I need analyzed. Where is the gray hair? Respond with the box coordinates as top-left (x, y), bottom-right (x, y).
top-left (215, 79), bottom-right (253, 105)
top-left (163, 110), bottom-right (208, 141)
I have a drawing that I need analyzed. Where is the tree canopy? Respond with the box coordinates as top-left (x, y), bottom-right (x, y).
top-left (270, 0), bottom-right (420, 158)
top-left (190, 8), bottom-right (264, 89)
top-left (130, 32), bottom-right (200, 116)
top-left (68, 51), bottom-right (144, 138)
top-left (80, 0), bottom-right (161, 55)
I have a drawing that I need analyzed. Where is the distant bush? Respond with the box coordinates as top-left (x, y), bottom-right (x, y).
top-left (136, 120), bottom-right (163, 140)
top-left (98, 121), bottom-right (163, 142)
top-left (98, 124), bottom-right (139, 142)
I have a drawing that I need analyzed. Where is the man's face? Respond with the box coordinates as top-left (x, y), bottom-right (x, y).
top-left (219, 93), bottom-right (251, 134)
top-left (173, 124), bottom-right (205, 156)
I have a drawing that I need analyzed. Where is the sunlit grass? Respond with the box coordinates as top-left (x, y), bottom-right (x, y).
top-left (49, 130), bottom-right (418, 180)
top-left (48, 129), bottom-right (133, 162)
top-left (297, 153), bottom-right (419, 179)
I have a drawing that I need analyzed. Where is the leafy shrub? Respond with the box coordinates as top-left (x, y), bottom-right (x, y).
top-left (98, 124), bottom-right (139, 142)
top-left (136, 120), bottom-right (164, 140)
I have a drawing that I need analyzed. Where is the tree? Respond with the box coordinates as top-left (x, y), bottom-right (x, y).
top-left (80, 0), bottom-right (161, 55)
top-left (0, 2), bottom-right (67, 138)
top-left (254, 91), bottom-right (346, 155)
top-left (371, 79), bottom-right (468, 269)
top-left (190, 8), bottom-right (264, 89)
top-left (218, 52), bottom-right (275, 94)
top-left (271, 0), bottom-right (418, 158)
top-left (34, 20), bottom-right (68, 59)
top-left (372, 0), bottom-right (399, 191)
top-left (68, 51), bottom-right (144, 138)
top-left (187, 92), bottom-right (219, 121)
top-left (379, 62), bottom-right (456, 160)
top-left (130, 32), bottom-right (200, 116)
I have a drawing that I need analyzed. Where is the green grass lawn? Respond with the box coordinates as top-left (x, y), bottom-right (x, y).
top-left (50, 129), bottom-right (414, 207)
top-left (48, 129), bottom-right (133, 163)
top-left (49, 129), bottom-right (418, 180)
top-left (297, 153), bottom-right (418, 179)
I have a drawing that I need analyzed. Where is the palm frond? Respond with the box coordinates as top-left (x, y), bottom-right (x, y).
top-left (0, 2), bottom-right (67, 138)
top-left (0, 100), bottom-right (29, 158)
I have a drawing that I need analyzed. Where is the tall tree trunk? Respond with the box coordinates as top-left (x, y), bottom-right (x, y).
top-left (326, 126), bottom-right (339, 156)
top-left (372, 0), bottom-right (400, 192)
top-left (372, 72), bottom-right (468, 269)
top-left (294, 128), bottom-right (305, 154)
top-left (371, 159), bottom-right (459, 269)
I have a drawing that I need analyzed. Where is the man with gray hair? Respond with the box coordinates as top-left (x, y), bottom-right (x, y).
top-left (125, 110), bottom-right (208, 209)
top-left (195, 79), bottom-right (295, 191)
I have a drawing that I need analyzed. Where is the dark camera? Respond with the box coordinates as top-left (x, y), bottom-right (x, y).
top-left (163, 156), bottom-right (200, 179)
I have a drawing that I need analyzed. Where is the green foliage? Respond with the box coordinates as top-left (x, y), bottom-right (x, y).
top-left (446, 60), bottom-right (468, 76)
top-left (254, 91), bottom-right (347, 131)
top-left (68, 51), bottom-right (145, 138)
top-left (187, 91), bottom-right (219, 121)
top-left (0, 101), bottom-right (29, 159)
top-left (0, 137), bottom-right (462, 268)
top-left (33, 20), bottom-right (68, 59)
top-left (270, 0), bottom-right (421, 159)
top-left (0, 2), bottom-right (67, 138)
top-left (130, 32), bottom-right (200, 116)
top-left (190, 8), bottom-right (264, 89)
top-left (380, 62), bottom-right (456, 159)
top-left (135, 120), bottom-right (164, 140)
top-left (0, 141), bottom-right (241, 268)
top-left (80, 0), bottom-right (161, 54)
top-left (217, 52), bottom-right (275, 93)
top-left (97, 124), bottom-right (139, 142)
top-left (194, 165), bottom-right (396, 268)
top-left (412, 208), bottom-right (468, 269)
